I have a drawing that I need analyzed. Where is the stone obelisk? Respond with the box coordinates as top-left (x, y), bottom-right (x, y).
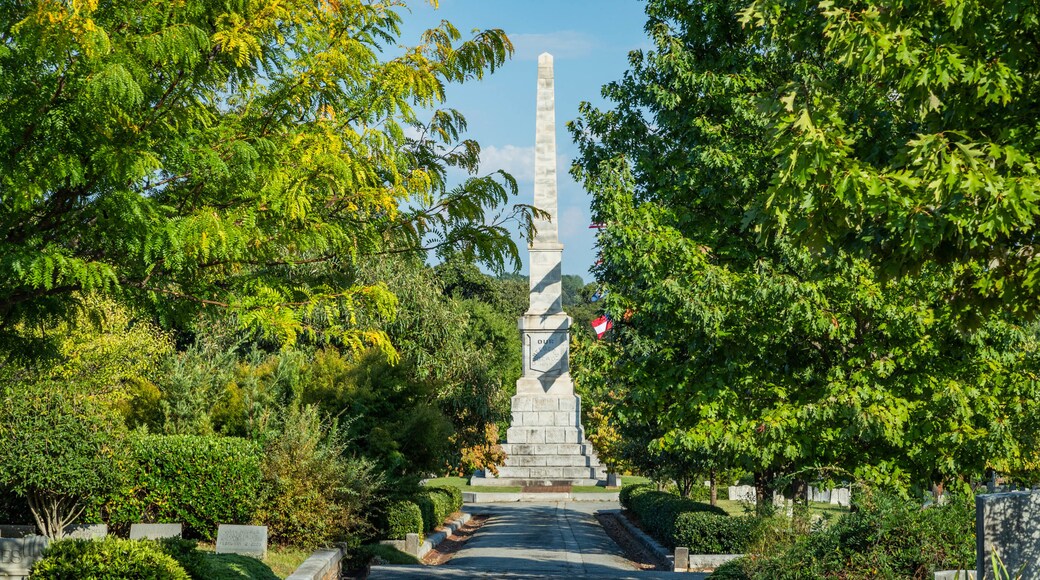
top-left (474, 53), bottom-right (604, 486)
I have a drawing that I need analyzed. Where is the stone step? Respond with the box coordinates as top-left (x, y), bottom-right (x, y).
top-left (511, 395), bottom-right (580, 413)
top-left (511, 410), bottom-right (580, 427)
top-left (505, 454), bottom-right (596, 467)
top-left (506, 426), bottom-right (585, 445)
top-left (501, 443), bottom-right (593, 456)
top-left (496, 466), bottom-right (597, 480)
top-left (469, 476), bottom-right (604, 487)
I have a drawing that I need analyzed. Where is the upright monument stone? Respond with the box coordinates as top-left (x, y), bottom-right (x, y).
top-left (472, 53), bottom-right (604, 486)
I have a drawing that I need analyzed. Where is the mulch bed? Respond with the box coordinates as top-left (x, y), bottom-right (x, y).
top-left (594, 511), bottom-right (670, 571)
top-left (421, 514), bottom-right (490, 566)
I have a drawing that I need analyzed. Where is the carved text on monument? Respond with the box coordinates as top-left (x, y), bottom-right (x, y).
top-left (527, 333), bottom-right (567, 373)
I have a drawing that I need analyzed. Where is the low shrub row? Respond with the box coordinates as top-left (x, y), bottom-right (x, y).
top-left (383, 484), bottom-right (464, 540)
top-left (385, 500), bottom-right (424, 540)
top-left (621, 483), bottom-right (746, 552)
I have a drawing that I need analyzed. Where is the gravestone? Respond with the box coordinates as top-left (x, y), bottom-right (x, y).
top-left (808, 486), bottom-right (831, 503)
top-left (830, 487), bottom-right (851, 507)
top-left (0, 536), bottom-right (48, 579)
top-left (674, 547), bottom-right (689, 572)
top-left (63, 523), bottom-right (107, 540)
top-left (976, 490), bottom-right (1040, 579)
top-left (728, 485), bottom-right (755, 502)
top-left (215, 524), bottom-right (267, 558)
top-left (0, 526), bottom-right (34, 539)
top-left (129, 523), bottom-right (182, 540)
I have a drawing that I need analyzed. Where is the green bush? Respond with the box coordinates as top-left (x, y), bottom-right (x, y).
top-left (726, 490), bottom-right (976, 579)
top-left (622, 484), bottom-right (728, 548)
top-left (255, 405), bottom-right (383, 549)
top-left (201, 554), bottom-right (280, 580)
top-left (415, 486), bottom-right (463, 532)
top-left (155, 538), bottom-right (209, 578)
top-left (432, 484), bottom-right (464, 513)
top-left (619, 482), bottom-right (649, 510)
top-left (673, 512), bottom-right (759, 554)
top-left (100, 435), bottom-right (263, 540)
top-left (385, 500), bottom-right (423, 540)
top-left (31, 538), bottom-right (190, 579)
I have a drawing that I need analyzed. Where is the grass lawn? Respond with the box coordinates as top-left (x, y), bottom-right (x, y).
top-left (265, 546), bottom-right (312, 578)
top-left (194, 542), bottom-right (310, 579)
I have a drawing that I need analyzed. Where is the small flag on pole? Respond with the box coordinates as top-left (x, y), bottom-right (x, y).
top-left (591, 315), bottom-right (613, 338)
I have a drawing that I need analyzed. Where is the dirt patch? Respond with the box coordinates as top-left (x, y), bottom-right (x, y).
top-left (595, 511), bottom-right (669, 571)
top-left (421, 514), bottom-right (490, 566)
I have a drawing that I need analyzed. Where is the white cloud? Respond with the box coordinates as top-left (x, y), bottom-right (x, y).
top-left (480, 144), bottom-right (535, 182)
top-left (510, 31), bottom-right (599, 61)
top-left (558, 206), bottom-right (587, 239)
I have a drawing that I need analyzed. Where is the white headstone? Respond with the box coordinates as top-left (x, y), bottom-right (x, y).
top-left (63, 523), bottom-right (107, 540)
top-left (215, 524), bottom-right (267, 558)
top-left (0, 536), bottom-right (48, 578)
top-left (129, 523), bottom-right (182, 540)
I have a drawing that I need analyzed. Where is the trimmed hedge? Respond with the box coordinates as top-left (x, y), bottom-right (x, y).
top-left (385, 500), bottom-right (423, 540)
top-left (31, 538), bottom-right (190, 580)
top-left (415, 486), bottom-right (464, 532)
top-left (622, 484), bottom-right (728, 548)
top-left (673, 511), bottom-right (758, 554)
top-left (102, 435), bottom-right (263, 540)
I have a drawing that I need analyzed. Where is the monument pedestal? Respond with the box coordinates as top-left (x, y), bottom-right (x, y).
top-left (473, 393), bottom-right (604, 486)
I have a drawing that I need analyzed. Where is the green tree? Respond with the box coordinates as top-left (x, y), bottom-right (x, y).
top-left (739, 0), bottom-right (1040, 317)
top-left (0, 0), bottom-right (530, 352)
top-left (0, 381), bottom-right (126, 538)
top-left (570, 0), bottom-right (1040, 502)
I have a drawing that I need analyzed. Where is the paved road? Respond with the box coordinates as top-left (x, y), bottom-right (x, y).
top-left (370, 501), bottom-right (707, 579)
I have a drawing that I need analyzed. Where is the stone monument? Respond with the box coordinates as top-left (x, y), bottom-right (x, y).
top-left (472, 53), bottom-right (604, 486)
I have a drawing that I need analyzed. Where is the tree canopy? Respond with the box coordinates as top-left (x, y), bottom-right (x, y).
top-left (571, 0), bottom-right (1040, 497)
top-left (740, 0), bottom-right (1040, 317)
top-left (0, 0), bottom-right (531, 352)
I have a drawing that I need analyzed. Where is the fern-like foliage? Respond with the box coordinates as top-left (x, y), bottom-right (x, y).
top-left (0, 0), bottom-right (527, 350)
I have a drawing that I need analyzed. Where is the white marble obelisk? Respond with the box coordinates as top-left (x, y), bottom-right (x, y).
top-left (474, 53), bottom-right (604, 486)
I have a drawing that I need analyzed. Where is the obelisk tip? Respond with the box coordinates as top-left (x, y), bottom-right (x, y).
top-left (538, 52), bottom-right (553, 65)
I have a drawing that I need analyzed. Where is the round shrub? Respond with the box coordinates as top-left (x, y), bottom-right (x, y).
top-left (673, 512), bottom-right (759, 554)
top-left (385, 500), bottom-right (423, 540)
top-left (100, 435), bottom-right (263, 540)
top-left (31, 538), bottom-right (190, 580)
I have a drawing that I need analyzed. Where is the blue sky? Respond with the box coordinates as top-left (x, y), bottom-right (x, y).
top-left (396, 1), bottom-right (651, 279)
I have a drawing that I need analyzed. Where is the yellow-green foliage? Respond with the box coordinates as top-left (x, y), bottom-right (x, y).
top-left (1, 0), bottom-right (524, 353)
top-left (31, 538), bottom-right (189, 580)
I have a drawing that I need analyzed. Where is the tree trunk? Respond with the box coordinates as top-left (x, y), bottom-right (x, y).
top-left (754, 471), bottom-right (772, 514)
top-left (27, 491), bottom-right (82, 540)
top-left (710, 469), bottom-right (718, 507)
top-left (791, 479), bottom-right (808, 506)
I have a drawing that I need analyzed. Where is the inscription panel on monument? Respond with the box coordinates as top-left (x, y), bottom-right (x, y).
top-left (526, 332), bottom-right (568, 374)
